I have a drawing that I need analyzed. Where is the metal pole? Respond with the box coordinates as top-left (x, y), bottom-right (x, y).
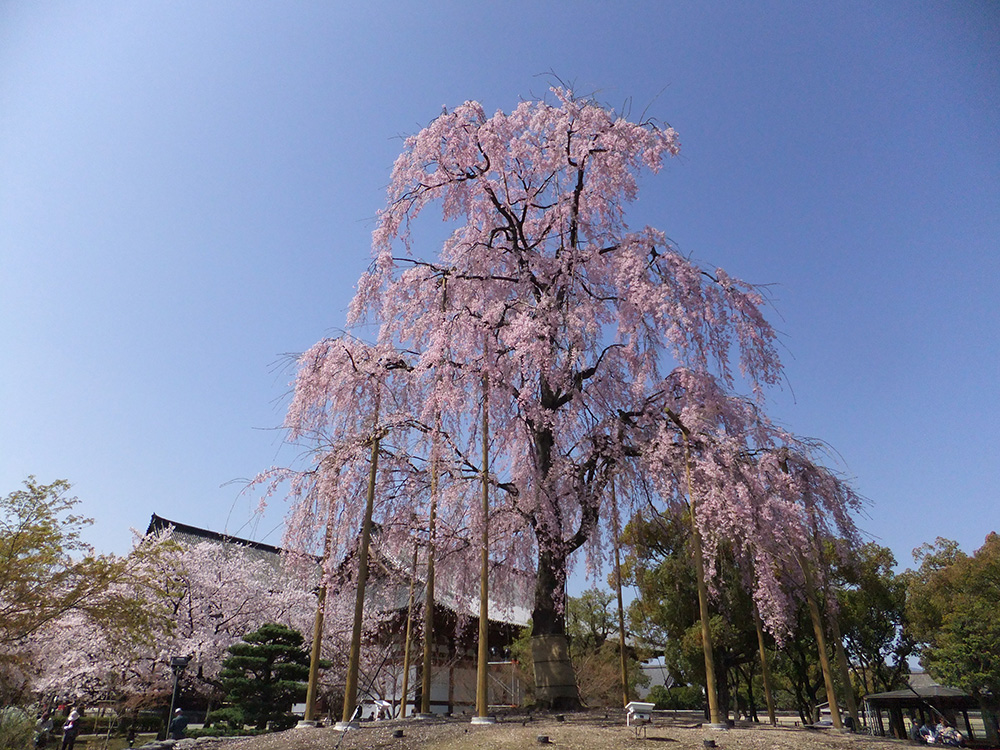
top-left (166, 657), bottom-right (188, 737)
top-left (167, 670), bottom-right (179, 730)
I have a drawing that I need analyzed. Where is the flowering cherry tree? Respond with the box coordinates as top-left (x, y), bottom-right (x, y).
top-left (149, 531), bottom-right (315, 695)
top-left (280, 89), bottom-right (862, 708)
top-left (29, 529), bottom-right (315, 707)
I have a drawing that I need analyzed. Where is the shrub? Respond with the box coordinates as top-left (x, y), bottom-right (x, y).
top-left (267, 714), bottom-right (298, 731)
top-left (0, 707), bottom-right (34, 750)
top-left (116, 714), bottom-right (163, 735)
top-left (206, 707), bottom-right (244, 731)
top-left (647, 684), bottom-right (704, 710)
top-left (187, 725), bottom-right (264, 739)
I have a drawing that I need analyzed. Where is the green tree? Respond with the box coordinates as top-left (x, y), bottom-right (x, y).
top-left (566, 588), bottom-right (647, 706)
top-left (906, 534), bottom-right (1000, 745)
top-left (835, 542), bottom-right (913, 697)
top-left (620, 510), bottom-right (759, 718)
top-left (0, 707), bottom-right (34, 750)
top-left (646, 684), bottom-right (704, 710)
top-left (0, 477), bottom-right (151, 700)
top-left (768, 602), bottom-right (825, 723)
top-left (567, 588), bottom-right (616, 652)
top-left (215, 623), bottom-right (310, 730)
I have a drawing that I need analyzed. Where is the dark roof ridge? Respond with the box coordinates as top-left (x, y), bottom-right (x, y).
top-left (146, 513), bottom-right (286, 556)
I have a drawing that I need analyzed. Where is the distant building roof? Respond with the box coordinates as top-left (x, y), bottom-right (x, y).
top-left (144, 513), bottom-right (530, 627)
top-left (863, 676), bottom-right (978, 711)
top-left (908, 671), bottom-right (942, 690)
top-left (146, 513), bottom-right (285, 556)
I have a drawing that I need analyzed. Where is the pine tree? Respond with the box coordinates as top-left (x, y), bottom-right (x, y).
top-left (215, 623), bottom-right (310, 730)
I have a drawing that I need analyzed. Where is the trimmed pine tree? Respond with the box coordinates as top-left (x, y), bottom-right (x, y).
top-left (215, 623), bottom-right (310, 730)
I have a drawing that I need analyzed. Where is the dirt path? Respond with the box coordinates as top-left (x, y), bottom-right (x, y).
top-left (217, 711), bottom-right (908, 750)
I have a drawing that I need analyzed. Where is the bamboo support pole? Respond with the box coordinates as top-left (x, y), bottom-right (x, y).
top-left (303, 502), bottom-right (336, 724)
top-left (610, 481), bottom-right (630, 708)
top-left (474, 372), bottom-right (492, 721)
top-left (830, 601), bottom-right (860, 728)
top-left (683, 435), bottom-right (724, 727)
top-left (340, 401), bottom-right (381, 727)
top-left (397, 540), bottom-right (419, 718)
top-left (752, 605), bottom-right (777, 726)
top-left (798, 552), bottom-right (843, 729)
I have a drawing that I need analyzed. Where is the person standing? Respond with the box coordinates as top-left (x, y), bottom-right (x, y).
top-left (168, 709), bottom-right (188, 740)
top-left (59, 708), bottom-right (80, 750)
top-left (34, 711), bottom-right (53, 748)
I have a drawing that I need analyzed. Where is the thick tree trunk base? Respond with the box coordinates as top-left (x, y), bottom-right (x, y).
top-left (531, 634), bottom-right (583, 710)
top-left (979, 702), bottom-right (1000, 747)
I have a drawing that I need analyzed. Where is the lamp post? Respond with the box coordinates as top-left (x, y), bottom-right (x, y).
top-left (167, 656), bottom-right (191, 731)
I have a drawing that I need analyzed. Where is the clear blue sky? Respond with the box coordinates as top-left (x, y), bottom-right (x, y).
top-left (2, 1), bottom-right (997, 579)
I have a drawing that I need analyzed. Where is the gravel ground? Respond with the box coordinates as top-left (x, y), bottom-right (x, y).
top-left (212, 711), bottom-right (910, 750)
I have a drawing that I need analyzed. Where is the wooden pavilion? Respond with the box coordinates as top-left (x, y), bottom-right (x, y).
top-left (862, 679), bottom-right (980, 742)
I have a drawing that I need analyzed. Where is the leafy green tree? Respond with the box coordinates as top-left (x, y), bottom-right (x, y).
top-left (214, 623), bottom-right (310, 730)
top-left (906, 534), bottom-right (1000, 745)
top-left (835, 542), bottom-right (913, 697)
top-left (767, 602), bottom-right (825, 723)
top-left (567, 588), bottom-right (616, 652)
top-left (620, 510), bottom-right (759, 718)
top-left (646, 684), bottom-right (704, 710)
top-left (566, 588), bottom-right (647, 706)
top-left (0, 707), bottom-right (34, 750)
top-left (0, 477), bottom-right (152, 701)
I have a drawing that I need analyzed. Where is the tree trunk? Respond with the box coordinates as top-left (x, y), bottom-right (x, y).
top-left (419, 423), bottom-right (441, 716)
top-left (799, 552), bottom-right (842, 729)
top-left (753, 606), bottom-right (777, 725)
top-left (526, 389), bottom-right (592, 710)
top-left (829, 612), bottom-right (859, 729)
top-left (980, 698), bottom-right (1000, 748)
top-left (530, 541), bottom-right (581, 709)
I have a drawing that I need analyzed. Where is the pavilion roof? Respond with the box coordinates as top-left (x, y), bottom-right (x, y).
top-left (863, 684), bottom-right (978, 710)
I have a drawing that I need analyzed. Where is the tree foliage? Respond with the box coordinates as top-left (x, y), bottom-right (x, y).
top-left (565, 588), bottom-right (647, 706)
top-left (24, 528), bottom-right (314, 708)
top-left (834, 542), bottom-right (912, 697)
top-left (1, 478), bottom-right (129, 643)
top-left (621, 509), bottom-right (758, 714)
top-left (646, 684), bottom-right (704, 710)
top-left (269, 88), bottom-right (863, 707)
top-left (0, 478), bottom-right (151, 701)
top-left (907, 534), bottom-right (1000, 705)
top-left (622, 510), bottom-right (903, 723)
top-left (0, 707), bottom-right (34, 750)
top-left (215, 623), bottom-right (310, 731)
top-left (567, 588), bottom-right (617, 653)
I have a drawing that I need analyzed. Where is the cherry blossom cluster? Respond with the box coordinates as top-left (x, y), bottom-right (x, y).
top-left (26, 529), bottom-right (314, 704)
top-left (271, 89), bottom-right (862, 649)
